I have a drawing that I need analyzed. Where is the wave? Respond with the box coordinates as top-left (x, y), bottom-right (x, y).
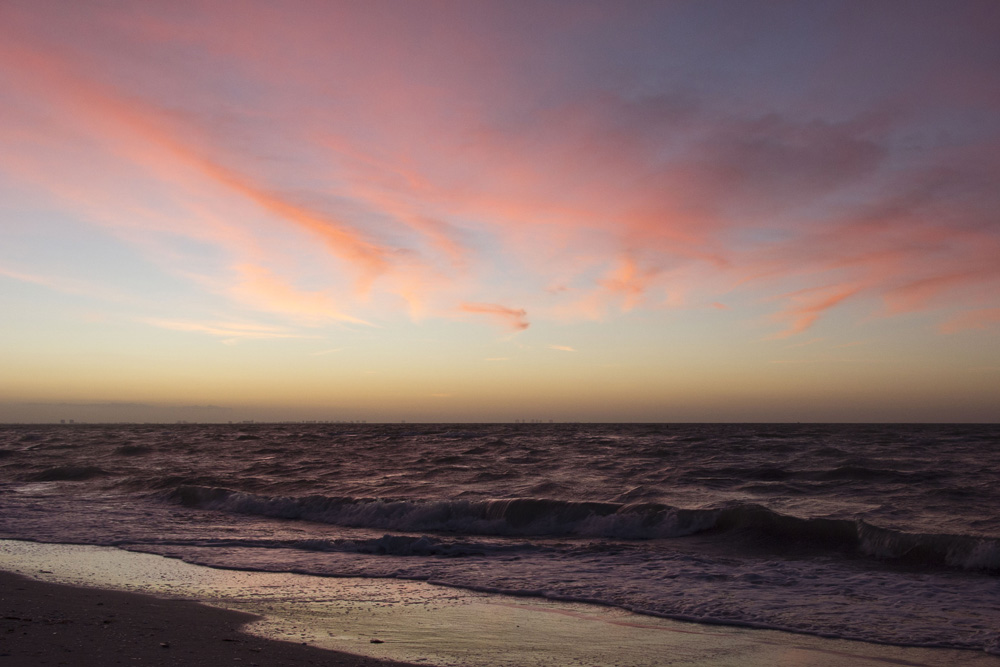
top-left (169, 485), bottom-right (1000, 572)
top-left (170, 486), bottom-right (716, 539)
top-left (857, 522), bottom-right (1000, 570)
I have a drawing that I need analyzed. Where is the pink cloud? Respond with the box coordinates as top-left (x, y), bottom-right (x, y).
top-left (940, 308), bottom-right (1000, 335)
top-left (597, 255), bottom-right (662, 312)
top-left (459, 303), bottom-right (530, 332)
top-left (884, 273), bottom-right (985, 314)
top-left (0, 33), bottom-right (459, 323)
top-left (768, 285), bottom-right (863, 339)
top-left (227, 264), bottom-right (371, 326)
top-left (2, 1), bottom-right (999, 341)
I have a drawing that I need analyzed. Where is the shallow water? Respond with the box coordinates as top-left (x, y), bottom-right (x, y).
top-left (2, 540), bottom-right (995, 667)
top-left (1, 423), bottom-right (998, 652)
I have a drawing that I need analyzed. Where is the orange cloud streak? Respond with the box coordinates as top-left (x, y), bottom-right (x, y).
top-left (769, 285), bottom-right (862, 339)
top-left (940, 308), bottom-right (1000, 334)
top-left (228, 264), bottom-right (371, 326)
top-left (2, 3), bottom-right (999, 340)
top-left (459, 303), bottom-right (530, 331)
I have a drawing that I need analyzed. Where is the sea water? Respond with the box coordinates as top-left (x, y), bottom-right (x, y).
top-left (1, 423), bottom-right (998, 653)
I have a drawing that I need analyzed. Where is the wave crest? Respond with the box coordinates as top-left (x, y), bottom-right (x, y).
top-left (169, 485), bottom-right (1000, 572)
top-left (170, 486), bottom-right (714, 539)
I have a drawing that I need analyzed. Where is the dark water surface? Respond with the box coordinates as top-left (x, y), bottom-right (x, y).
top-left (1, 423), bottom-right (998, 652)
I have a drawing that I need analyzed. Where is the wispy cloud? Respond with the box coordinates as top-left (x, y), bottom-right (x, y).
top-left (227, 264), bottom-right (372, 326)
top-left (940, 308), bottom-right (1000, 334)
top-left (767, 285), bottom-right (862, 339)
top-left (1, 1), bottom-right (998, 342)
top-left (549, 345), bottom-right (577, 352)
top-left (0, 265), bottom-right (131, 303)
top-left (142, 318), bottom-right (312, 343)
top-left (459, 302), bottom-right (529, 331)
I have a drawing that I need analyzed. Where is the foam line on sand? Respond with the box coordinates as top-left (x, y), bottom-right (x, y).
top-left (1, 540), bottom-right (996, 667)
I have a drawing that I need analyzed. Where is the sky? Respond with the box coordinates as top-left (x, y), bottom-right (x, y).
top-left (1, 1), bottom-right (999, 423)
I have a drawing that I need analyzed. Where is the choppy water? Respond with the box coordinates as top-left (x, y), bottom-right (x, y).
top-left (1, 423), bottom-right (998, 653)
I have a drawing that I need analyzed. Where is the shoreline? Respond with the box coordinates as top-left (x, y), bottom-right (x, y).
top-left (2, 540), bottom-right (998, 666)
top-left (0, 570), bottom-right (419, 667)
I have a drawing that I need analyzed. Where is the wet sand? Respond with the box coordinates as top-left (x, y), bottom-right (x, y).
top-left (0, 571), bottom-right (417, 667)
top-left (1, 540), bottom-right (997, 667)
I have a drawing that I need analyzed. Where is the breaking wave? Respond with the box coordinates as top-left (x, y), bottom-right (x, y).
top-left (171, 485), bottom-right (1000, 572)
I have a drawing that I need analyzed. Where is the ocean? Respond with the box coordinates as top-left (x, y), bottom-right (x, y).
top-left (1, 423), bottom-right (998, 654)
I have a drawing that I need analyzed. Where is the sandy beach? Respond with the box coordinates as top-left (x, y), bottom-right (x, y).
top-left (2, 540), bottom-right (997, 667)
top-left (0, 570), bottom-right (417, 667)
